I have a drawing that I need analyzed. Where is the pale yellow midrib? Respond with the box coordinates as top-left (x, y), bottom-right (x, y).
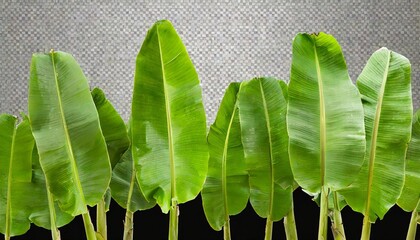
top-left (156, 28), bottom-right (177, 202)
top-left (126, 147), bottom-right (136, 212)
top-left (50, 51), bottom-right (87, 212)
top-left (5, 123), bottom-right (16, 238)
top-left (364, 51), bottom-right (391, 221)
top-left (221, 102), bottom-right (238, 222)
top-left (314, 45), bottom-right (327, 188)
top-left (259, 80), bottom-right (275, 220)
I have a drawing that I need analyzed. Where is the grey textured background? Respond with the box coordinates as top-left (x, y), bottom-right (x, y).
top-left (1, 0), bottom-right (419, 125)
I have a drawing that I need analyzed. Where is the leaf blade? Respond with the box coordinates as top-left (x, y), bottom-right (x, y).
top-left (0, 114), bottom-right (33, 236)
top-left (111, 141), bottom-right (156, 212)
top-left (287, 33), bottom-right (366, 194)
top-left (202, 82), bottom-right (249, 230)
top-left (398, 110), bottom-right (420, 212)
top-left (28, 51), bottom-right (111, 216)
top-left (339, 48), bottom-right (412, 221)
top-left (92, 87), bottom-right (130, 169)
top-left (239, 77), bottom-right (293, 221)
top-left (132, 20), bottom-right (208, 213)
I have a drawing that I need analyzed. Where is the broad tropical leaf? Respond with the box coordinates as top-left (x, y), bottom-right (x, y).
top-left (398, 110), bottom-right (420, 240)
top-left (287, 32), bottom-right (365, 194)
top-left (28, 50), bottom-right (111, 216)
top-left (111, 131), bottom-right (156, 240)
top-left (238, 77), bottom-right (293, 221)
top-left (0, 114), bottom-right (32, 237)
top-left (110, 127), bottom-right (156, 212)
top-left (202, 82), bottom-right (249, 231)
top-left (398, 109), bottom-right (420, 213)
top-left (131, 20), bottom-right (208, 213)
top-left (92, 87), bottom-right (130, 168)
top-left (91, 87), bottom-right (130, 240)
top-left (339, 48), bottom-right (412, 222)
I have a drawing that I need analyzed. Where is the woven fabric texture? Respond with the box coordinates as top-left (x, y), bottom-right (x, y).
top-left (1, 0), bottom-right (419, 124)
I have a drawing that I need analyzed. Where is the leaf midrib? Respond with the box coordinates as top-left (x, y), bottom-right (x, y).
top-left (221, 101), bottom-right (238, 222)
top-left (364, 51), bottom-right (391, 220)
top-left (258, 80), bottom-right (275, 219)
top-left (156, 27), bottom-right (177, 202)
top-left (127, 148), bottom-right (136, 212)
top-left (125, 123), bottom-right (135, 212)
top-left (50, 51), bottom-right (87, 211)
top-left (126, 162), bottom-right (136, 212)
top-left (313, 44), bottom-right (326, 187)
top-left (5, 121), bottom-right (16, 237)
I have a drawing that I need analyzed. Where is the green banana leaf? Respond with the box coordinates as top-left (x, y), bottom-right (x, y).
top-left (99, 80), bottom-right (151, 214)
top-left (91, 87), bottom-right (131, 240)
top-left (131, 20), bottom-right (208, 213)
top-left (201, 82), bottom-right (249, 231)
top-left (110, 120), bottom-right (156, 240)
top-left (111, 145), bottom-right (156, 212)
top-left (0, 114), bottom-right (32, 237)
top-left (287, 32), bottom-right (366, 194)
top-left (28, 50), bottom-right (111, 216)
top-left (92, 87), bottom-right (130, 169)
top-left (339, 48), bottom-right (412, 223)
top-left (398, 109), bottom-right (420, 213)
top-left (238, 77), bottom-right (293, 222)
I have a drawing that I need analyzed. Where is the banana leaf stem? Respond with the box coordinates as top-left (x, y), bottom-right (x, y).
top-left (264, 218), bottom-right (273, 240)
top-left (82, 211), bottom-right (97, 240)
top-left (96, 198), bottom-right (107, 240)
top-left (46, 187), bottom-right (60, 240)
top-left (406, 198), bottom-right (420, 240)
top-left (318, 186), bottom-right (329, 240)
top-left (169, 199), bottom-right (179, 240)
top-left (123, 153), bottom-right (136, 240)
top-left (360, 217), bottom-right (371, 240)
top-left (123, 210), bottom-right (134, 240)
top-left (284, 201), bottom-right (298, 240)
top-left (331, 191), bottom-right (345, 240)
top-left (223, 218), bottom-right (231, 240)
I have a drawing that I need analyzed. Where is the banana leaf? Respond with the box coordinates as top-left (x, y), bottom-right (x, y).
top-left (111, 144), bottom-right (156, 240)
top-left (339, 48), bottom-right (412, 238)
top-left (92, 87), bottom-right (130, 169)
top-left (201, 82), bottom-right (249, 237)
top-left (131, 20), bottom-right (208, 239)
top-left (91, 87), bottom-right (130, 240)
top-left (238, 77), bottom-right (293, 239)
top-left (28, 50), bottom-right (111, 240)
top-left (398, 109), bottom-right (420, 213)
top-left (287, 33), bottom-right (366, 239)
top-left (0, 114), bottom-right (32, 238)
top-left (0, 113), bottom-right (73, 240)
top-left (398, 109), bottom-right (420, 239)
top-left (110, 121), bottom-right (156, 240)
top-left (111, 143), bottom-right (156, 212)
